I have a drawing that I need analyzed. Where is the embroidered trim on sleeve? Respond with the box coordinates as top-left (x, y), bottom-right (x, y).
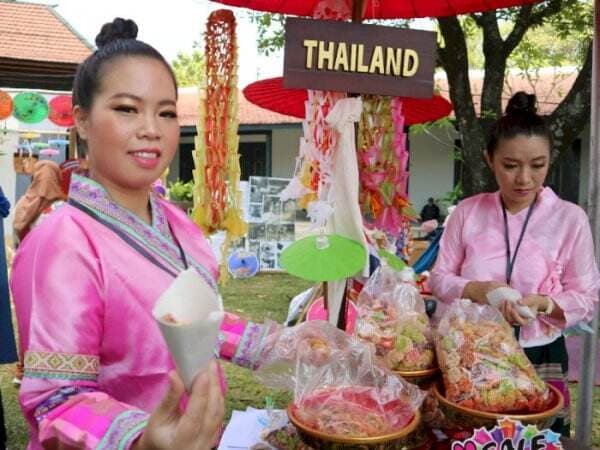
top-left (96, 410), bottom-right (149, 450)
top-left (231, 322), bottom-right (262, 369)
top-left (24, 350), bottom-right (100, 381)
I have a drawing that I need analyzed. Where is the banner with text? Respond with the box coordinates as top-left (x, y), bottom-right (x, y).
top-left (283, 17), bottom-right (436, 98)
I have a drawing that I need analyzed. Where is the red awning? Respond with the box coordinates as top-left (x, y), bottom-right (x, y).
top-left (210, 0), bottom-right (543, 19)
top-left (243, 77), bottom-right (453, 124)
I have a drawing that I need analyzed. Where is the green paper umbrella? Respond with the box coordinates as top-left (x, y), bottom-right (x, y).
top-left (12, 93), bottom-right (49, 124)
top-left (280, 234), bottom-right (366, 282)
top-left (377, 249), bottom-right (407, 272)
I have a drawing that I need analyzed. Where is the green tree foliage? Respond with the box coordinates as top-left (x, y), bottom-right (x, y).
top-left (463, 5), bottom-right (591, 71)
top-left (171, 42), bottom-right (206, 87)
top-left (248, 13), bottom-right (286, 56)
top-left (251, 1), bottom-right (593, 197)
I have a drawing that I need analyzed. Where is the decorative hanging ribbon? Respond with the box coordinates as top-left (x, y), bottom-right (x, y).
top-left (192, 9), bottom-right (247, 283)
top-left (281, 90), bottom-right (347, 228)
top-left (280, 0), bottom-right (352, 228)
top-left (358, 96), bottom-right (414, 259)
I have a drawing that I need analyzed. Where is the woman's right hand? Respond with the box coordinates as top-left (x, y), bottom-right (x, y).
top-left (133, 361), bottom-right (224, 450)
top-left (499, 299), bottom-right (531, 327)
top-left (462, 280), bottom-right (509, 304)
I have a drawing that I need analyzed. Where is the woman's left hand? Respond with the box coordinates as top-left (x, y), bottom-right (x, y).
top-left (519, 294), bottom-right (551, 314)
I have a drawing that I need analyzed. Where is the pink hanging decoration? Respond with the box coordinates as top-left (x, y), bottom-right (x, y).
top-left (281, 90), bottom-right (346, 227)
top-left (358, 96), bottom-right (413, 238)
top-left (391, 98), bottom-right (409, 198)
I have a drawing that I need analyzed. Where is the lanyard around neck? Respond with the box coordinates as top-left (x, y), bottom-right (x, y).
top-left (501, 194), bottom-right (537, 284)
top-left (168, 223), bottom-right (189, 271)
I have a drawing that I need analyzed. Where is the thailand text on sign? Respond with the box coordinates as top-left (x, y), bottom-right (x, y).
top-left (283, 18), bottom-right (436, 98)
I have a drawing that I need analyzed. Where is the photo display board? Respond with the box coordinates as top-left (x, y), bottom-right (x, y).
top-left (246, 176), bottom-right (297, 270)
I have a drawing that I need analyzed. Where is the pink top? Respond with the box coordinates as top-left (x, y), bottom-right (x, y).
top-left (430, 187), bottom-right (600, 348)
top-left (11, 175), bottom-right (274, 450)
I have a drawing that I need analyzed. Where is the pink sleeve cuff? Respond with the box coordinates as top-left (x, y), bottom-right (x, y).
top-left (550, 292), bottom-right (596, 329)
top-left (218, 313), bottom-right (281, 369)
top-left (37, 390), bottom-right (149, 450)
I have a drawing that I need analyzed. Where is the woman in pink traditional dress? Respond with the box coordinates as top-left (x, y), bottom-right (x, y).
top-left (430, 92), bottom-right (600, 436)
top-left (11, 18), bottom-right (276, 450)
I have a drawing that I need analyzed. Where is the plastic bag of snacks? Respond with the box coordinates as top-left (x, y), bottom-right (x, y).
top-left (256, 320), bottom-right (424, 438)
top-left (355, 265), bottom-right (436, 371)
top-left (435, 299), bottom-right (552, 413)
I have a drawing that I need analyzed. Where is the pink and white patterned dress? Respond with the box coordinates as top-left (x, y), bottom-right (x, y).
top-left (11, 174), bottom-right (273, 450)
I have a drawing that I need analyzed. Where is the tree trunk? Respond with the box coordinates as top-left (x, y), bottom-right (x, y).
top-left (438, 16), bottom-right (496, 197)
top-left (461, 123), bottom-right (497, 196)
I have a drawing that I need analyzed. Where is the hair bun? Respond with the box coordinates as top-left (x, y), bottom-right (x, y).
top-left (95, 18), bottom-right (138, 48)
top-left (506, 91), bottom-right (537, 116)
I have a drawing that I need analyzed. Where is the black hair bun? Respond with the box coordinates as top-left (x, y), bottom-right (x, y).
top-left (506, 91), bottom-right (537, 116)
top-left (95, 18), bottom-right (138, 48)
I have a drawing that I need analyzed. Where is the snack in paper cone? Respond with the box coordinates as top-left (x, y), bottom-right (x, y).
top-left (160, 313), bottom-right (192, 326)
top-left (486, 286), bottom-right (536, 320)
top-left (153, 268), bottom-right (224, 391)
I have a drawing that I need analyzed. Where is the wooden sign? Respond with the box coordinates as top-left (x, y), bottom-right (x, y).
top-left (283, 18), bottom-right (436, 98)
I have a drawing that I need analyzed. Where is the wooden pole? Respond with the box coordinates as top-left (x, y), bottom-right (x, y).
top-left (351, 0), bottom-right (365, 23)
top-left (68, 127), bottom-right (78, 160)
top-left (575, 0), bottom-right (600, 444)
top-left (331, 0), bottom-right (366, 330)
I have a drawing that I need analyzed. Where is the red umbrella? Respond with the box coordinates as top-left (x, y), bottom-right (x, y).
top-left (0, 90), bottom-right (12, 120)
top-left (210, 0), bottom-right (544, 19)
top-left (48, 95), bottom-right (74, 127)
top-left (243, 77), bottom-right (453, 124)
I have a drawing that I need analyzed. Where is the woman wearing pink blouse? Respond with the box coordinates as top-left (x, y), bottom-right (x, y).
top-left (11, 18), bottom-right (277, 450)
top-left (430, 92), bottom-right (600, 436)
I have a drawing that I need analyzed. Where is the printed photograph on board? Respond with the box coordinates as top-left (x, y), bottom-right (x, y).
top-left (248, 203), bottom-right (263, 222)
top-left (249, 176), bottom-right (268, 203)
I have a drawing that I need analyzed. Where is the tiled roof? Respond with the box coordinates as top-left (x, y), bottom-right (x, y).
top-left (435, 67), bottom-right (578, 116)
top-left (0, 1), bottom-right (92, 64)
top-left (177, 87), bottom-right (301, 127)
top-left (179, 68), bottom-right (578, 127)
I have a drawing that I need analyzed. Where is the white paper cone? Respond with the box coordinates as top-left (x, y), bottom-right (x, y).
top-left (486, 287), bottom-right (536, 320)
top-left (153, 268), bottom-right (224, 391)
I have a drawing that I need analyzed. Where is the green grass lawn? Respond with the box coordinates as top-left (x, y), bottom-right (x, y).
top-left (2, 273), bottom-right (600, 448)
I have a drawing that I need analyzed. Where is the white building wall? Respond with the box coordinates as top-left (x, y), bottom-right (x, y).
top-left (1, 132), bottom-right (18, 238)
top-left (408, 126), bottom-right (459, 214)
top-left (271, 126), bottom-right (302, 178)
